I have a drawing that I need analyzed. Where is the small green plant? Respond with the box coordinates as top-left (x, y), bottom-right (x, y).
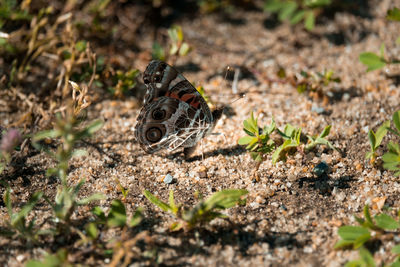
top-left (108, 69), bottom-right (140, 98)
top-left (278, 68), bottom-right (341, 100)
top-left (238, 112), bottom-right (336, 168)
top-left (25, 248), bottom-right (72, 267)
top-left (382, 111), bottom-right (400, 175)
top-left (335, 205), bottom-right (400, 266)
top-left (0, 183), bottom-right (44, 243)
top-left (114, 177), bottom-right (130, 201)
top-left (144, 189), bottom-right (248, 231)
top-left (32, 101), bottom-right (104, 232)
top-left (365, 110), bottom-right (400, 175)
top-left (91, 199), bottom-right (142, 229)
top-left (359, 8), bottom-right (400, 72)
top-left (152, 25), bottom-right (191, 64)
top-left (365, 120), bottom-right (390, 163)
top-left (238, 112), bottom-right (276, 162)
top-left (264, 0), bottom-right (332, 30)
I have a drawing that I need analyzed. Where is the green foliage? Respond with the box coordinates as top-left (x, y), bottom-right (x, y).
top-left (0, 183), bottom-right (45, 243)
top-left (0, 0), bottom-right (32, 29)
top-left (25, 249), bottom-right (72, 267)
top-left (360, 9), bottom-right (400, 72)
top-left (264, 0), bottom-right (332, 30)
top-left (108, 69), bottom-right (140, 98)
top-left (336, 205), bottom-right (400, 266)
top-left (152, 25), bottom-right (191, 62)
top-left (366, 110), bottom-right (400, 175)
top-left (238, 112), bottom-right (335, 166)
top-left (92, 200), bottom-right (143, 229)
top-left (365, 120), bottom-right (390, 162)
top-left (359, 45), bottom-right (387, 72)
top-left (144, 189), bottom-right (248, 231)
top-left (32, 107), bottom-right (104, 229)
top-left (238, 112), bottom-right (276, 162)
top-left (277, 68), bottom-right (341, 98)
top-left (387, 7), bottom-right (400, 21)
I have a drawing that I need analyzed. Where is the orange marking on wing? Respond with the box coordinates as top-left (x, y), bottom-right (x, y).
top-left (166, 92), bottom-right (201, 109)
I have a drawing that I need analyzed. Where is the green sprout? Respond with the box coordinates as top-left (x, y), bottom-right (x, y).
top-left (152, 25), bottom-right (191, 63)
top-left (264, 0), bottom-right (332, 31)
top-left (382, 111), bottom-right (400, 175)
top-left (144, 189), bottom-right (248, 231)
top-left (238, 112), bottom-right (276, 163)
top-left (0, 183), bottom-right (45, 243)
top-left (335, 205), bottom-right (400, 266)
top-left (32, 104), bottom-right (104, 231)
top-left (108, 69), bottom-right (140, 98)
top-left (238, 112), bottom-right (336, 168)
top-left (359, 8), bottom-right (400, 72)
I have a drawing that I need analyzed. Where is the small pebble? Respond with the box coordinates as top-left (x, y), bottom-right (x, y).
top-left (311, 105), bottom-right (325, 114)
top-left (16, 255), bottom-right (25, 262)
top-left (163, 174), bottom-right (174, 184)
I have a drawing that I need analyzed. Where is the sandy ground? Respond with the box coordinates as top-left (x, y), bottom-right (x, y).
top-left (1, 0), bottom-right (400, 266)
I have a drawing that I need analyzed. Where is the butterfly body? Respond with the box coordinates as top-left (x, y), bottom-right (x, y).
top-left (135, 60), bottom-right (222, 156)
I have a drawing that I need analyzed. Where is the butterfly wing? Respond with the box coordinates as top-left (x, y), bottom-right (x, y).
top-left (135, 60), bottom-right (216, 154)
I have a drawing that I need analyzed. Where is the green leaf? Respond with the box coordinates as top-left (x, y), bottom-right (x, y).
top-left (168, 190), bottom-right (178, 214)
top-left (143, 190), bottom-right (172, 212)
top-left (238, 135), bottom-right (255, 145)
top-left (86, 120), bottom-right (104, 135)
top-left (387, 7), bottom-right (400, 21)
top-left (359, 52), bottom-right (386, 72)
top-left (264, 0), bottom-right (284, 12)
top-left (92, 206), bottom-right (107, 224)
top-left (368, 130), bottom-right (376, 152)
top-left (393, 110), bottom-right (400, 133)
top-left (375, 120), bottom-right (390, 147)
top-left (107, 199), bottom-right (127, 228)
top-left (354, 233), bottom-right (372, 249)
top-left (152, 42), bottom-right (165, 61)
top-left (204, 189), bottom-right (248, 210)
top-left (375, 213), bottom-right (400, 230)
top-left (11, 192), bottom-right (43, 226)
top-left (85, 222), bottom-right (98, 239)
top-left (128, 207), bottom-right (143, 227)
top-left (179, 42), bottom-right (190, 56)
top-left (334, 239), bottom-right (356, 249)
top-left (290, 10), bottom-right (305, 24)
top-left (77, 193), bottom-right (105, 205)
top-left (278, 1), bottom-right (297, 21)
top-left (392, 244), bottom-right (400, 254)
top-left (319, 125), bottom-right (331, 138)
top-left (358, 247), bottom-right (376, 267)
top-left (75, 40), bottom-right (87, 52)
top-left (337, 225), bottom-right (370, 240)
top-left (304, 10), bottom-right (315, 31)
top-left (32, 130), bottom-right (59, 142)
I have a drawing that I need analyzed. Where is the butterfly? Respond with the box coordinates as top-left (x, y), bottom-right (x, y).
top-left (135, 60), bottom-right (223, 158)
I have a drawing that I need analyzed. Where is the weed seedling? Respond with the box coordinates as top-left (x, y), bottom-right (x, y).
top-left (0, 183), bottom-right (44, 243)
top-left (32, 102), bottom-right (104, 232)
top-left (264, 0), bottom-right (333, 30)
top-left (239, 112), bottom-right (336, 169)
top-left (144, 189), bottom-right (248, 231)
top-left (152, 25), bottom-right (191, 64)
top-left (359, 8), bottom-right (400, 72)
top-left (335, 205), bottom-right (400, 266)
top-left (366, 120), bottom-right (390, 164)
